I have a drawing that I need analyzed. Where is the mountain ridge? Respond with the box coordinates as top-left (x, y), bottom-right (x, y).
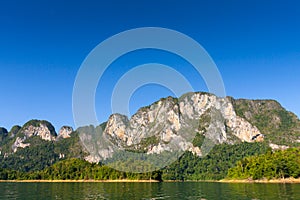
top-left (0, 91), bottom-right (299, 175)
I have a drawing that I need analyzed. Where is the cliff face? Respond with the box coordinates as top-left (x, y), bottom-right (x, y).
top-left (57, 126), bottom-right (74, 139)
top-left (0, 120), bottom-right (77, 154)
top-left (22, 123), bottom-right (56, 141)
top-left (82, 92), bottom-right (268, 163)
top-left (233, 99), bottom-right (300, 145)
top-left (10, 120), bottom-right (57, 152)
top-left (0, 120), bottom-right (84, 171)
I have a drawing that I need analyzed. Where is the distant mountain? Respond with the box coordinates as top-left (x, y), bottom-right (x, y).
top-left (0, 91), bottom-right (299, 179)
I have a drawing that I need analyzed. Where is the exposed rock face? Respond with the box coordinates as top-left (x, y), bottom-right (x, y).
top-left (59, 153), bottom-right (65, 159)
top-left (0, 91), bottom-right (298, 171)
top-left (233, 99), bottom-right (300, 144)
top-left (11, 120), bottom-right (57, 152)
top-left (22, 124), bottom-right (56, 141)
top-left (82, 92), bottom-right (263, 163)
top-left (189, 146), bottom-right (202, 156)
top-left (79, 125), bottom-right (115, 162)
top-left (12, 137), bottom-right (30, 152)
top-left (85, 155), bottom-right (103, 163)
top-left (269, 143), bottom-right (289, 151)
top-left (105, 97), bottom-right (182, 147)
top-left (58, 126), bottom-right (73, 139)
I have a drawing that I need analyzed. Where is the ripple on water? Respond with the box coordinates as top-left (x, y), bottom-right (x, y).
top-left (0, 182), bottom-right (300, 200)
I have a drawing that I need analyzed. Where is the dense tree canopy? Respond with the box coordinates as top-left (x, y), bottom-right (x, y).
top-left (227, 148), bottom-right (300, 180)
top-left (0, 142), bottom-right (271, 181)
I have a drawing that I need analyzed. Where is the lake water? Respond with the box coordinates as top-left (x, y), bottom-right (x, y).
top-left (0, 182), bottom-right (300, 200)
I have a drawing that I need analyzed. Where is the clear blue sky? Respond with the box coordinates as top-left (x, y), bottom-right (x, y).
top-left (0, 0), bottom-right (299, 131)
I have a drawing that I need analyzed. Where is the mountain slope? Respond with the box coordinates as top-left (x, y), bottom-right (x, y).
top-left (233, 98), bottom-right (300, 145)
top-left (80, 92), bottom-right (300, 166)
top-left (0, 120), bottom-right (86, 172)
top-left (0, 91), bottom-right (299, 176)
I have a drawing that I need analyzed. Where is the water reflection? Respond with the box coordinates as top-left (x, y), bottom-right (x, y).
top-left (0, 182), bottom-right (299, 200)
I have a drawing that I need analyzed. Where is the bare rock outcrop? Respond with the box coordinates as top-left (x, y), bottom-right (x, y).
top-left (83, 92), bottom-right (263, 163)
top-left (22, 123), bottom-right (56, 141)
top-left (57, 126), bottom-right (74, 139)
top-left (11, 120), bottom-right (57, 152)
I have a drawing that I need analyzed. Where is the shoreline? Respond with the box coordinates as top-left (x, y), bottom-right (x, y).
top-left (1, 178), bottom-right (300, 183)
top-left (0, 179), bottom-right (160, 183)
top-left (219, 178), bottom-right (300, 183)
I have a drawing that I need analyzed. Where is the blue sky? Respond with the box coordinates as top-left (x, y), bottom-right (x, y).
top-left (0, 0), bottom-right (299, 131)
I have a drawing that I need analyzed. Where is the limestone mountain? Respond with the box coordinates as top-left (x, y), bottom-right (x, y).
top-left (79, 92), bottom-right (300, 166)
top-left (232, 98), bottom-right (300, 146)
top-left (0, 120), bottom-right (84, 172)
top-left (0, 91), bottom-right (299, 173)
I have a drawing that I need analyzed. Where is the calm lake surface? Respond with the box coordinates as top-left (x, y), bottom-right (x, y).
top-left (0, 182), bottom-right (300, 200)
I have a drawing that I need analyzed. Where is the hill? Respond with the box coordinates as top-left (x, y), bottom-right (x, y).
top-left (0, 91), bottom-right (299, 180)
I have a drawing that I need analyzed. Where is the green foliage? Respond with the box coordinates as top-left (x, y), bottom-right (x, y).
top-left (0, 158), bottom-right (162, 181)
top-left (9, 125), bottom-right (21, 137)
top-left (227, 148), bottom-right (300, 180)
top-left (1, 95), bottom-right (300, 181)
top-left (0, 136), bottom-right (270, 181)
top-left (162, 142), bottom-right (270, 180)
top-left (124, 135), bottom-right (160, 153)
top-left (0, 127), bottom-right (8, 142)
top-left (0, 140), bottom-right (269, 181)
top-left (0, 127), bottom-right (8, 135)
top-left (233, 99), bottom-right (300, 146)
top-left (0, 131), bottom-right (86, 172)
top-left (54, 131), bottom-right (87, 159)
top-left (0, 138), bottom-right (59, 172)
top-left (0, 125), bottom-right (22, 147)
top-left (99, 122), bottom-right (107, 130)
top-left (192, 133), bottom-right (205, 147)
top-left (138, 135), bottom-right (159, 152)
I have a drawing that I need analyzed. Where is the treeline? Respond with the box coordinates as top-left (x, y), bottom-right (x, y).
top-left (227, 148), bottom-right (300, 180)
top-left (0, 142), bottom-right (271, 181)
top-left (0, 158), bottom-right (162, 181)
top-left (162, 142), bottom-right (270, 180)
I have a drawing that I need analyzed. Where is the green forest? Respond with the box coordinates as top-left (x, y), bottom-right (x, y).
top-left (0, 158), bottom-right (162, 181)
top-left (2, 142), bottom-right (294, 181)
top-left (1, 101), bottom-right (300, 182)
top-left (227, 148), bottom-right (300, 180)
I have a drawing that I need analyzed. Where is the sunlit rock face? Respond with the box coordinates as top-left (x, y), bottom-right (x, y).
top-left (58, 126), bottom-right (74, 139)
top-left (22, 124), bottom-right (56, 141)
top-left (84, 92), bottom-right (262, 162)
top-left (11, 120), bottom-right (57, 152)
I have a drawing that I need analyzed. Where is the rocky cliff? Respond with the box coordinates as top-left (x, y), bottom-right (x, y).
top-left (232, 98), bottom-right (300, 145)
top-left (0, 120), bottom-right (84, 171)
top-left (10, 120), bottom-right (57, 152)
top-left (104, 93), bottom-right (261, 151)
top-left (57, 126), bottom-right (74, 139)
top-left (0, 91), bottom-right (299, 171)
top-left (79, 92), bottom-right (299, 165)
top-left (0, 120), bottom-right (76, 154)
top-left (104, 93), bottom-right (261, 154)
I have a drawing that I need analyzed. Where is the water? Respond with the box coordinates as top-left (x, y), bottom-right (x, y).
top-left (0, 182), bottom-right (300, 200)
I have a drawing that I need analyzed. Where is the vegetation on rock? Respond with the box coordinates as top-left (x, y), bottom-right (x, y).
top-left (0, 92), bottom-right (300, 181)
